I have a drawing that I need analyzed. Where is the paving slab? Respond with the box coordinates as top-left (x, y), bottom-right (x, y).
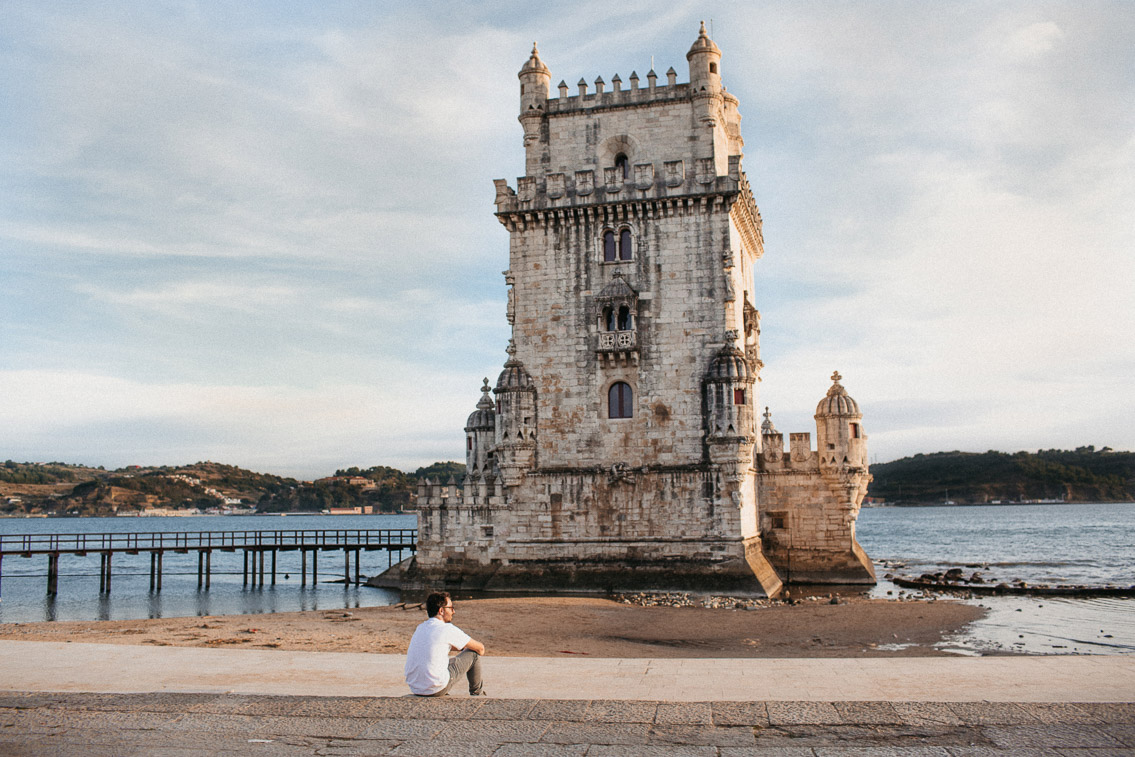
top-left (2, 694), bottom-right (1134, 756)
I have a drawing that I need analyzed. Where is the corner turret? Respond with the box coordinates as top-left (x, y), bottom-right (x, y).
top-left (493, 340), bottom-right (537, 486)
top-left (686, 21), bottom-right (722, 96)
top-left (518, 43), bottom-right (550, 167)
top-left (814, 371), bottom-right (867, 470)
top-left (704, 331), bottom-right (757, 482)
top-left (686, 22), bottom-right (727, 174)
top-left (464, 378), bottom-right (496, 476)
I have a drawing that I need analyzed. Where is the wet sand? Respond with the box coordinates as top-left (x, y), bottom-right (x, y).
top-left (0, 595), bottom-right (984, 657)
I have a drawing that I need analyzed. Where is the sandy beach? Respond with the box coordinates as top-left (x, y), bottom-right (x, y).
top-left (0, 595), bottom-right (984, 658)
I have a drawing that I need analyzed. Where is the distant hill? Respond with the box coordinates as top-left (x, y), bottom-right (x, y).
top-left (867, 447), bottom-right (1135, 505)
top-left (0, 460), bottom-right (465, 516)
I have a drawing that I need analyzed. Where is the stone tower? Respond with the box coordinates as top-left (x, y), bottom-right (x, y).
top-left (405, 25), bottom-right (874, 594)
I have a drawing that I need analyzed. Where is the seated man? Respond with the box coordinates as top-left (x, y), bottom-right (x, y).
top-left (404, 591), bottom-right (486, 697)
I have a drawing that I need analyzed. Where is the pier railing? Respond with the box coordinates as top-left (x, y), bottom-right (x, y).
top-left (0, 529), bottom-right (417, 556)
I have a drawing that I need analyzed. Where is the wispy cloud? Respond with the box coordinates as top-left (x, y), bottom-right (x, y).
top-left (1, 1), bottom-right (1132, 476)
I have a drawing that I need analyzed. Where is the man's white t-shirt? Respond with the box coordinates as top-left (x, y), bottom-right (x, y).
top-left (404, 617), bottom-right (472, 695)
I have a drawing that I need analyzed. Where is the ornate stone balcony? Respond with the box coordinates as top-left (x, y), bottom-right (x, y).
top-left (597, 330), bottom-right (638, 367)
top-left (598, 330), bottom-right (636, 351)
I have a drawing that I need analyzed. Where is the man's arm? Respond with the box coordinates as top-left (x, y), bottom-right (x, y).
top-left (462, 638), bottom-right (485, 655)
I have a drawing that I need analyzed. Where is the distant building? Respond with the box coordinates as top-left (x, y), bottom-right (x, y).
top-left (408, 26), bottom-right (873, 595)
top-left (328, 506), bottom-right (374, 515)
top-left (314, 476), bottom-right (372, 487)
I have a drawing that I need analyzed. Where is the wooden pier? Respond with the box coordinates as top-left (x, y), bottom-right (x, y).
top-left (0, 529), bottom-right (416, 595)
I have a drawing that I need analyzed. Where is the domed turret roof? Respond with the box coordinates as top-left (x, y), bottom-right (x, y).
top-left (519, 43), bottom-right (550, 77)
top-left (465, 378), bottom-right (495, 431)
top-left (686, 21), bottom-right (721, 59)
top-left (495, 341), bottom-right (534, 392)
top-left (707, 342), bottom-right (751, 382)
top-left (815, 371), bottom-right (861, 417)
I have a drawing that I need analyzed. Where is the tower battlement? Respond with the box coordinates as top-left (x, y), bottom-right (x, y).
top-left (544, 73), bottom-right (690, 112)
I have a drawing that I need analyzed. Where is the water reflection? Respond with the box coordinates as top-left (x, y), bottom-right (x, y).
top-left (96, 594), bottom-right (112, 621)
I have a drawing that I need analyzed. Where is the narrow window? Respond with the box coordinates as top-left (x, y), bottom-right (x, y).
top-left (709, 63), bottom-right (718, 74)
top-left (603, 307), bottom-right (616, 331)
top-left (615, 153), bottom-right (629, 180)
top-left (617, 305), bottom-right (632, 331)
top-left (619, 228), bottom-right (633, 260)
top-left (467, 437), bottom-right (473, 450)
top-left (608, 382), bottom-right (633, 419)
top-left (496, 399), bottom-right (502, 414)
top-left (603, 230), bottom-right (616, 262)
top-left (850, 422), bottom-right (861, 439)
top-left (733, 388), bottom-right (745, 405)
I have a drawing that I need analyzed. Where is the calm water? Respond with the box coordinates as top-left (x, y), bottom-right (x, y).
top-left (857, 503), bottom-right (1135, 655)
top-left (857, 502), bottom-right (1135, 587)
top-left (0, 514), bottom-right (414, 624)
top-left (1, 505), bottom-right (1133, 655)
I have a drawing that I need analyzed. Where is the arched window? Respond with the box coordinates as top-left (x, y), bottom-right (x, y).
top-left (603, 307), bottom-right (616, 332)
top-left (615, 153), bottom-right (629, 180)
top-left (619, 228), bottom-right (633, 261)
top-left (617, 305), bottom-right (632, 331)
top-left (603, 230), bottom-right (616, 262)
top-left (608, 382), bottom-right (633, 419)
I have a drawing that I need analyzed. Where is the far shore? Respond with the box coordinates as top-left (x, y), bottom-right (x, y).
top-left (0, 595), bottom-right (985, 658)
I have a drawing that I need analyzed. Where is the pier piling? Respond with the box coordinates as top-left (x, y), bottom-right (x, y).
top-left (2, 528), bottom-right (414, 596)
top-left (46, 554), bottom-right (59, 595)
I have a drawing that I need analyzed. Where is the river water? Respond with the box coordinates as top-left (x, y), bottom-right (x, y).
top-left (1, 504), bottom-right (1132, 655)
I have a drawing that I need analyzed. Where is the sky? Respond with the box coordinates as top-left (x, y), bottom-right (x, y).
top-left (1, 1), bottom-right (1132, 479)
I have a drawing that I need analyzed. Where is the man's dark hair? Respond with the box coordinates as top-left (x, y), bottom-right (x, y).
top-left (426, 591), bottom-right (451, 618)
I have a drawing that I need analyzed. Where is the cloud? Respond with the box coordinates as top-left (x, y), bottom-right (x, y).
top-left (1005, 21), bottom-right (1065, 59)
top-left (1, 1), bottom-right (1133, 475)
top-left (0, 368), bottom-right (481, 477)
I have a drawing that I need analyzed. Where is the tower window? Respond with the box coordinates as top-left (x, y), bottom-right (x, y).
top-left (709, 63), bottom-right (717, 74)
top-left (850, 422), bottom-right (861, 439)
top-left (619, 228), bottom-right (633, 261)
top-left (733, 388), bottom-right (745, 405)
top-left (615, 153), bottom-right (629, 180)
top-left (603, 306), bottom-right (616, 331)
top-left (467, 437), bottom-right (473, 450)
top-left (608, 382), bottom-right (633, 419)
top-left (603, 230), bottom-right (616, 262)
top-left (617, 305), bottom-right (632, 331)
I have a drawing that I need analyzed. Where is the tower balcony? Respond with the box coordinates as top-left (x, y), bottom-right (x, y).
top-left (597, 330), bottom-right (638, 366)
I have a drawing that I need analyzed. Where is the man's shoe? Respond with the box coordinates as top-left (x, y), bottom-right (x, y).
top-left (471, 690), bottom-right (487, 696)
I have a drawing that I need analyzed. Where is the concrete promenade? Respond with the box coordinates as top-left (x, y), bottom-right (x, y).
top-left (2, 641), bottom-right (1133, 755)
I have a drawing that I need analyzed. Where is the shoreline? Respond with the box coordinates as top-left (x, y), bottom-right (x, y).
top-left (0, 594), bottom-right (985, 658)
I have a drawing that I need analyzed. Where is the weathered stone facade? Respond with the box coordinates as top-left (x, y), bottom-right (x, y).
top-left (402, 26), bottom-right (874, 595)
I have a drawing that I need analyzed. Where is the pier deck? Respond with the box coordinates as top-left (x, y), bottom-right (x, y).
top-left (0, 529), bottom-right (416, 594)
